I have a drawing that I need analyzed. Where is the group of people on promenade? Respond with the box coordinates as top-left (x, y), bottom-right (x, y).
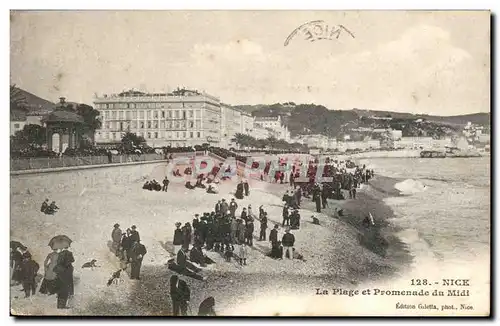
top-left (142, 177), bottom-right (170, 192)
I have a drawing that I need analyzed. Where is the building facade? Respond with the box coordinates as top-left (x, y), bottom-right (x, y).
top-left (253, 116), bottom-right (290, 141)
top-left (94, 90), bottom-right (222, 147)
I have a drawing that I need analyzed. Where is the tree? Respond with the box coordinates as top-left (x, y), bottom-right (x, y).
top-left (75, 104), bottom-right (102, 142)
top-left (232, 133), bottom-right (253, 149)
top-left (266, 136), bottom-right (278, 150)
top-left (121, 132), bottom-right (146, 149)
top-left (11, 124), bottom-right (47, 150)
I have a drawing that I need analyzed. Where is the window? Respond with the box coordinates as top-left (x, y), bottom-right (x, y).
top-left (189, 121), bottom-right (194, 128)
top-left (131, 121), bottom-right (137, 129)
top-left (197, 132), bottom-right (201, 138)
top-left (166, 121), bottom-right (172, 129)
top-left (155, 132), bottom-right (158, 139)
top-left (153, 121), bottom-right (158, 128)
top-left (153, 110), bottom-right (158, 119)
top-left (125, 111), bottom-right (130, 120)
top-left (111, 111), bottom-right (117, 119)
top-left (160, 121), bottom-right (165, 128)
top-left (14, 123), bottom-right (20, 128)
top-left (183, 132), bottom-right (186, 138)
top-left (188, 110), bottom-right (193, 118)
top-left (129, 103), bottom-right (135, 109)
top-left (167, 111), bottom-right (172, 118)
top-left (175, 110), bottom-right (179, 119)
top-left (190, 132), bottom-right (193, 138)
top-left (183, 111), bottom-right (186, 119)
top-left (147, 132), bottom-right (151, 139)
top-left (132, 111), bottom-right (137, 119)
top-left (140, 121), bottom-right (144, 129)
top-left (105, 122), bottom-right (110, 129)
top-left (139, 110), bottom-right (144, 119)
top-left (176, 132), bottom-right (179, 138)
top-left (161, 110), bottom-right (165, 118)
top-left (147, 121), bottom-right (152, 129)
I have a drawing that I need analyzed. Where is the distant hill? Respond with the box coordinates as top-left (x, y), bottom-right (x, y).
top-left (10, 87), bottom-right (55, 121)
top-left (233, 103), bottom-right (490, 138)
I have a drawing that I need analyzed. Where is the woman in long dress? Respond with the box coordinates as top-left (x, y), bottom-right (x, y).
top-left (55, 246), bottom-right (74, 309)
top-left (39, 249), bottom-right (59, 295)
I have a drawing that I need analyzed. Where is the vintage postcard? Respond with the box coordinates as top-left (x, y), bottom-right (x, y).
top-left (9, 10), bottom-right (490, 316)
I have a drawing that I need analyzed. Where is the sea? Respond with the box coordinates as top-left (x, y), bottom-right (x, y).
top-left (359, 156), bottom-right (490, 291)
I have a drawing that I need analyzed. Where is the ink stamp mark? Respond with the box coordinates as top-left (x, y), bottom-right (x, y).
top-left (284, 20), bottom-right (355, 47)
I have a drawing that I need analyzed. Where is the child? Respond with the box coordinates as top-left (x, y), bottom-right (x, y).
top-left (224, 247), bottom-right (233, 262)
top-left (20, 252), bottom-right (39, 299)
top-left (239, 243), bottom-right (248, 266)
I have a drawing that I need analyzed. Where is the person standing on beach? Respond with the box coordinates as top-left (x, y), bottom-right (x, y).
top-left (111, 223), bottom-right (122, 257)
top-left (169, 275), bottom-right (190, 316)
top-left (173, 222), bottom-right (183, 256)
top-left (321, 185), bottom-right (328, 209)
top-left (229, 199), bottom-right (238, 218)
top-left (130, 225), bottom-right (140, 243)
top-left (282, 204), bottom-right (290, 226)
top-left (39, 248), bottom-right (59, 295)
top-left (221, 199), bottom-right (229, 217)
top-left (19, 252), bottom-right (39, 299)
top-left (55, 246), bottom-right (75, 309)
top-left (129, 240), bottom-right (147, 280)
top-left (215, 200), bottom-right (222, 215)
top-left (281, 228), bottom-right (295, 260)
top-left (259, 212), bottom-right (268, 241)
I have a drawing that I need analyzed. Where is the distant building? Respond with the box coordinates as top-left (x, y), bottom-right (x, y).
top-left (253, 116), bottom-right (290, 141)
top-left (292, 134), bottom-right (330, 149)
top-left (252, 123), bottom-right (270, 140)
top-left (10, 88), bottom-right (55, 136)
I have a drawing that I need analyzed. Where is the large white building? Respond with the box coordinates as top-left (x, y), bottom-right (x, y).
top-left (94, 90), bottom-right (222, 147)
top-left (253, 116), bottom-right (291, 141)
top-left (94, 89), bottom-right (292, 149)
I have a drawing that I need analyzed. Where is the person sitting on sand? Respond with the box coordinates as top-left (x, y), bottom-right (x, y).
top-left (206, 184), bottom-right (218, 194)
top-left (195, 178), bottom-right (206, 189)
top-left (168, 247), bottom-right (207, 281)
top-left (185, 181), bottom-right (196, 190)
top-left (312, 215), bottom-right (320, 225)
top-left (142, 181), bottom-right (150, 190)
top-left (189, 245), bottom-right (214, 267)
top-left (45, 201), bottom-right (59, 215)
top-left (40, 199), bottom-right (49, 213)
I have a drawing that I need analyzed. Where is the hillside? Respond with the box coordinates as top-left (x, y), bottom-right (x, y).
top-left (234, 103), bottom-right (490, 138)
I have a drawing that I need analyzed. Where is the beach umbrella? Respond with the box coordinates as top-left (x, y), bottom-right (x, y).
top-left (48, 235), bottom-right (72, 250)
top-left (10, 240), bottom-right (25, 251)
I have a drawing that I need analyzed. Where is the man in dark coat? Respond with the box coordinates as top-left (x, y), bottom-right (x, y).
top-left (235, 182), bottom-right (244, 199)
top-left (181, 223), bottom-right (192, 251)
top-left (240, 208), bottom-right (248, 222)
top-left (215, 200), bottom-right (222, 215)
top-left (282, 205), bottom-right (289, 226)
top-left (130, 225), bottom-right (140, 243)
top-left (111, 223), bottom-right (122, 257)
top-left (20, 252), bottom-right (39, 298)
top-left (321, 185), bottom-right (329, 209)
top-left (269, 224), bottom-right (279, 247)
top-left (55, 247), bottom-right (75, 309)
top-left (259, 212), bottom-right (268, 241)
top-left (121, 229), bottom-right (132, 262)
top-left (40, 199), bottom-right (49, 213)
top-left (173, 222), bottom-right (183, 256)
top-left (229, 199), bottom-right (238, 218)
top-left (192, 214), bottom-right (200, 236)
top-left (243, 180), bottom-right (250, 196)
top-left (129, 240), bottom-right (147, 280)
top-left (282, 228), bottom-right (295, 260)
top-left (170, 275), bottom-right (190, 316)
top-left (245, 219), bottom-right (254, 246)
top-left (162, 176), bottom-right (170, 192)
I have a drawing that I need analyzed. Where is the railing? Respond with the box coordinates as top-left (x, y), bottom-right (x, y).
top-left (10, 153), bottom-right (166, 171)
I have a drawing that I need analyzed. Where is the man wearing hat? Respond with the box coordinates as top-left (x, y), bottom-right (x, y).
top-left (281, 227), bottom-right (295, 260)
top-left (111, 223), bottom-right (122, 257)
top-left (215, 200), bottom-right (222, 215)
top-left (173, 222), bottom-right (183, 256)
top-left (130, 225), bottom-right (140, 243)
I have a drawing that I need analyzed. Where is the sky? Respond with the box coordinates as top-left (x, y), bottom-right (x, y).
top-left (10, 10), bottom-right (490, 115)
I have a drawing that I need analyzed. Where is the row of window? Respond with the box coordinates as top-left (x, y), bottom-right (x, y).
top-left (98, 131), bottom-right (203, 140)
top-left (103, 120), bottom-right (202, 130)
top-left (101, 109), bottom-right (200, 120)
top-left (95, 102), bottom-right (201, 110)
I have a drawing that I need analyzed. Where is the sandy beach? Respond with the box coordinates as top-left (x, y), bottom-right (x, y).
top-left (10, 160), bottom-right (413, 316)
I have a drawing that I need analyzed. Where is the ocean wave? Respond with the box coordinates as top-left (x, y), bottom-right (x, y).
top-left (394, 179), bottom-right (427, 195)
